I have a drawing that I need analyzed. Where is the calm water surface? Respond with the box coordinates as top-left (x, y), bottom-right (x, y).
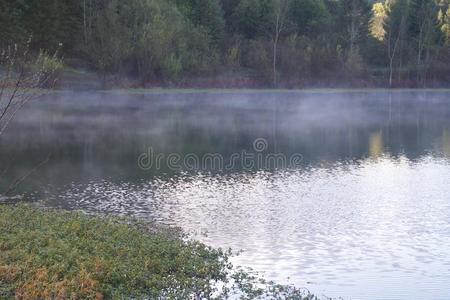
top-left (2, 90), bottom-right (450, 299)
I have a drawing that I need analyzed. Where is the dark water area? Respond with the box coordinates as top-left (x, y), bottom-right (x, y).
top-left (1, 90), bottom-right (450, 299)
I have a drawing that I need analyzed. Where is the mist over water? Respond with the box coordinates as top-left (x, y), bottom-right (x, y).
top-left (1, 90), bottom-right (450, 299)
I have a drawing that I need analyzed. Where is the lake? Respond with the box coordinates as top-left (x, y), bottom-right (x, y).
top-left (2, 90), bottom-right (450, 299)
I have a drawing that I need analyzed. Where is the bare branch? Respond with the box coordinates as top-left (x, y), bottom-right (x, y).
top-left (0, 43), bottom-right (62, 136)
top-left (5, 154), bottom-right (51, 195)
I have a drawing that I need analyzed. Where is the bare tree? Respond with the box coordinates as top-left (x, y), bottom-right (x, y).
top-left (345, 0), bottom-right (366, 79)
top-left (264, 0), bottom-right (291, 87)
top-left (348, 0), bottom-right (360, 58)
top-left (414, 1), bottom-right (438, 87)
top-left (387, 19), bottom-right (402, 88)
top-left (369, 0), bottom-right (408, 88)
top-left (0, 43), bottom-right (61, 135)
top-left (0, 42), bottom-right (62, 196)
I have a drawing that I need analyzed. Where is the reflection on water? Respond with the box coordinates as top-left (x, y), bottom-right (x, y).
top-left (443, 129), bottom-right (450, 157)
top-left (1, 90), bottom-right (450, 299)
top-left (369, 131), bottom-right (384, 158)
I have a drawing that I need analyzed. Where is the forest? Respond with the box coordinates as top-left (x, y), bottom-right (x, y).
top-left (1, 0), bottom-right (450, 88)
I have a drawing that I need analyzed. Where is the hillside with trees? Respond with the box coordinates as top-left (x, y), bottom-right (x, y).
top-left (1, 0), bottom-right (449, 88)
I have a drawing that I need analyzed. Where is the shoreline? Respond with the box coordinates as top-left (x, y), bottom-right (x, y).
top-left (106, 87), bottom-right (450, 94)
top-left (59, 68), bottom-right (450, 93)
top-left (49, 87), bottom-right (450, 95)
top-left (0, 203), bottom-right (315, 300)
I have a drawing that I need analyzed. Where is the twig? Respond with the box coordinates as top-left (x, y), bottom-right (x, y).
top-left (5, 154), bottom-right (51, 195)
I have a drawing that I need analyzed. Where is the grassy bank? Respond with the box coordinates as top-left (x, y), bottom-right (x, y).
top-left (0, 204), bottom-right (313, 300)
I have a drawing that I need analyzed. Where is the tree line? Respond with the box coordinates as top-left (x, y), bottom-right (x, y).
top-left (1, 0), bottom-right (449, 87)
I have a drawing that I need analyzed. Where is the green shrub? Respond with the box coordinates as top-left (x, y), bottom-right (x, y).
top-left (33, 50), bottom-right (64, 88)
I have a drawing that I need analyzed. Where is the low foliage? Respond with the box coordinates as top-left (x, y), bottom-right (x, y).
top-left (0, 204), bottom-right (315, 299)
top-left (0, 204), bottom-right (231, 299)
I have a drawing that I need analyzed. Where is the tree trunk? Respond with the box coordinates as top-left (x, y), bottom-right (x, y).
top-left (389, 57), bottom-right (394, 88)
top-left (273, 37), bottom-right (278, 87)
top-left (83, 0), bottom-right (87, 44)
